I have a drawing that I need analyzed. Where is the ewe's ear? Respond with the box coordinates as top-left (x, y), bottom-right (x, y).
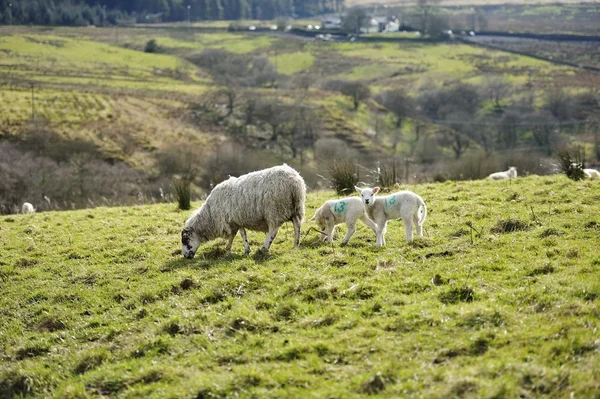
top-left (355, 186), bottom-right (362, 194)
top-left (373, 187), bottom-right (380, 194)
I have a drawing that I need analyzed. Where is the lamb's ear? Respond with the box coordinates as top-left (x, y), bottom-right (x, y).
top-left (373, 186), bottom-right (380, 194)
top-left (354, 186), bottom-right (362, 194)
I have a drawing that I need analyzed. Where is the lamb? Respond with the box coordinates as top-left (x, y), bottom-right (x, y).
top-left (583, 169), bottom-right (600, 180)
top-left (309, 197), bottom-right (377, 245)
top-left (21, 202), bottom-right (35, 214)
top-left (181, 164), bottom-right (306, 258)
top-left (488, 166), bottom-right (517, 180)
top-left (355, 186), bottom-right (427, 246)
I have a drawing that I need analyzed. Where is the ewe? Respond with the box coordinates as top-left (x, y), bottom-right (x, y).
top-left (21, 202), bottom-right (35, 214)
top-left (181, 165), bottom-right (306, 258)
top-left (355, 186), bottom-right (427, 246)
top-left (488, 166), bottom-right (517, 180)
top-left (309, 197), bottom-right (376, 245)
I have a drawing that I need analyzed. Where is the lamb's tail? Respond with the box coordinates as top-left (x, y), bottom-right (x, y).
top-left (418, 198), bottom-right (427, 226)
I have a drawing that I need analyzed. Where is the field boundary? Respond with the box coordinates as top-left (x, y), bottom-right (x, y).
top-left (458, 36), bottom-right (600, 72)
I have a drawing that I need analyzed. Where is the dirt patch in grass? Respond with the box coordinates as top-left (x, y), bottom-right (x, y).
top-left (439, 286), bottom-right (475, 304)
top-left (490, 218), bottom-right (530, 234)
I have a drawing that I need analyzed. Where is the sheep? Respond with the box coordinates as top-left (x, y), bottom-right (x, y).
top-left (488, 166), bottom-right (517, 180)
top-left (583, 169), bottom-right (600, 180)
top-left (308, 197), bottom-right (377, 245)
top-left (355, 186), bottom-right (427, 246)
top-left (21, 202), bottom-right (35, 214)
top-left (181, 164), bottom-right (306, 258)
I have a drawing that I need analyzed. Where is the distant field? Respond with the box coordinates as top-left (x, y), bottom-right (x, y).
top-left (0, 26), bottom-right (597, 179)
top-left (1, 175), bottom-right (599, 397)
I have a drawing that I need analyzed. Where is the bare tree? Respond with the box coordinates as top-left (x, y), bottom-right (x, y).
top-left (376, 90), bottom-right (415, 128)
top-left (340, 81), bottom-right (371, 111)
top-left (343, 7), bottom-right (368, 35)
top-left (483, 75), bottom-right (511, 112)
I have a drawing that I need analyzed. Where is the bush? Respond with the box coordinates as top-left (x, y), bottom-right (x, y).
top-left (328, 159), bottom-right (359, 195)
top-left (555, 146), bottom-right (586, 181)
top-left (375, 160), bottom-right (403, 188)
top-left (173, 177), bottom-right (191, 210)
top-left (144, 39), bottom-right (159, 53)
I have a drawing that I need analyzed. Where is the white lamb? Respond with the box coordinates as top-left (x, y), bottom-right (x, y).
top-left (309, 197), bottom-right (377, 245)
top-left (181, 164), bottom-right (306, 258)
top-left (21, 202), bottom-right (35, 214)
top-left (488, 166), bottom-right (517, 180)
top-left (355, 186), bottom-right (427, 246)
top-left (583, 169), bottom-right (600, 180)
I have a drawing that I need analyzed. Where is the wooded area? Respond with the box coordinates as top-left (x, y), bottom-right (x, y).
top-left (0, 0), bottom-right (345, 25)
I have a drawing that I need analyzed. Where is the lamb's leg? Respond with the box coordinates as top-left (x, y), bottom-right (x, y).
top-left (323, 223), bottom-right (334, 243)
top-left (292, 216), bottom-right (302, 247)
top-left (381, 221), bottom-right (388, 246)
top-left (262, 226), bottom-right (280, 251)
top-left (403, 216), bottom-right (413, 242)
top-left (375, 218), bottom-right (386, 247)
top-left (359, 214), bottom-right (377, 233)
top-left (342, 221), bottom-right (357, 246)
top-left (413, 213), bottom-right (423, 238)
top-left (239, 228), bottom-right (251, 255)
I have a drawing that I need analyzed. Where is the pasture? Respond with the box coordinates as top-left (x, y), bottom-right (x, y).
top-left (1, 175), bottom-right (599, 398)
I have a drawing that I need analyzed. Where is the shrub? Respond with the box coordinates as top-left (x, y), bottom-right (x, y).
top-left (328, 159), bottom-right (359, 195)
top-left (555, 146), bottom-right (586, 181)
top-left (376, 160), bottom-right (403, 188)
top-left (144, 39), bottom-right (158, 53)
top-left (173, 177), bottom-right (190, 210)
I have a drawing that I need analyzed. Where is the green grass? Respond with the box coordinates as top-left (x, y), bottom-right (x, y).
top-left (1, 175), bottom-right (599, 398)
top-left (269, 52), bottom-right (315, 75)
top-left (330, 41), bottom-right (573, 87)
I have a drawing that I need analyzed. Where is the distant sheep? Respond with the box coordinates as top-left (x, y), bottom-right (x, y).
top-left (488, 166), bottom-right (517, 180)
top-left (21, 202), bottom-right (35, 214)
top-left (583, 169), bottom-right (600, 180)
top-left (181, 164), bottom-right (306, 258)
top-left (355, 186), bottom-right (427, 245)
top-left (309, 197), bottom-right (376, 245)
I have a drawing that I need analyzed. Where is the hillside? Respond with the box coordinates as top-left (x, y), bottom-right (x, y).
top-left (1, 26), bottom-right (599, 212)
top-left (1, 175), bottom-right (599, 397)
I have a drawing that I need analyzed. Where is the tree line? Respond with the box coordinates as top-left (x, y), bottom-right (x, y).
top-left (0, 0), bottom-right (345, 26)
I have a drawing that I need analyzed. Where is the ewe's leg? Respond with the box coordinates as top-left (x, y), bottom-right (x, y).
top-left (342, 221), bottom-right (357, 245)
top-left (262, 226), bottom-right (280, 251)
top-left (225, 230), bottom-right (238, 252)
top-left (292, 216), bottom-right (302, 247)
top-left (239, 228), bottom-right (251, 255)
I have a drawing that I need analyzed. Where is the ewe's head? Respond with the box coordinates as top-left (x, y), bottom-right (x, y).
top-left (181, 227), bottom-right (204, 259)
top-left (355, 186), bottom-right (380, 207)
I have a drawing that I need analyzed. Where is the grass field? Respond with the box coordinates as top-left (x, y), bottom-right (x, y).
top-left (1, 175), bottom-right (599, 398)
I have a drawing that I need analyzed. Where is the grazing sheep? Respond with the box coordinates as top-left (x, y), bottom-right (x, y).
top-left (355, 186), bottom-right (427, 246)
top-left (583, 169), bottom-right (600, 180)
top-left (309, 197), bottom-right (377, 245)
top-left (488, 166), bottom-right (517, 180)
top-left (181, 164), bottom-right (306, 258)
top-left (21, 202), bottom-right (35, 214)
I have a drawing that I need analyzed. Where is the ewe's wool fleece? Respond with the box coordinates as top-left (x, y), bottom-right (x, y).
top-left (185, 164), bottom-right (306, 240)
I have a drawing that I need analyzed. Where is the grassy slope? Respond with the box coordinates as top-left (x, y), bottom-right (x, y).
top-left (1, 175), bottom-right (599, 398)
